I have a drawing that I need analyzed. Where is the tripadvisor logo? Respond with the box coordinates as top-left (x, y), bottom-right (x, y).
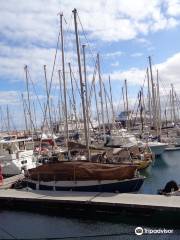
top-left (135, 227), bottom-right (174, 235)
top-left (135, 227), bottom-right (143, 235)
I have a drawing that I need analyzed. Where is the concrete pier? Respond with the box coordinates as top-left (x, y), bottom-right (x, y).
top-left (0, 189), bottom-right (179, 215)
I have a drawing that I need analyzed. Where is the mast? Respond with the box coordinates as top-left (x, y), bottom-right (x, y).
top-left (44, 65), bottom-right (52, 131)
top-left (124, 79), bottom-right (129, 129)
top-left (93, 83), bottom-right (101, 131)
top-left (164, 108), bottom-right (168, 137)
top-left (103, 83), bottom-right (110, 127)
top-left (21, 93), bottom-right (28, 131)
top-left (169, 89), bottom-right (173, 122)
top-left (33, 101), bottom-right (37, 131)
top-left (146, 67), bottom-right (152, 125)
top-left (68, 63), bottom-right (78, 130)
top-left (58, 70), bottom-right (64, 131)
top-left (6, 105), bottom-right (10, 134)
top-left (139, 90), bottom-right (144, 133)
top-left (24, 65), bottom-right (32, 132)
top-left (141, 87), bottom-right (146, 129)
top-left (59, 13), bottom-right (69, 147)
top-left (122, 87), bottom-right (126, 113)
top-left (148, 56), bottom-right (156, 130)
top-left (156, 69), bottom-right (161, 139)
top-left (97, 53), bottom-right (106, 141)
top-left (171, 83), bottom-right (176, 124)
top-left (72, 8), bottom-right (89, 159)
top-left (82, 45), bottom-right (90, 138)
top-left (57, 98), bottom-right (62, 132)
top-left (108, 76), bottom-right (115, 124)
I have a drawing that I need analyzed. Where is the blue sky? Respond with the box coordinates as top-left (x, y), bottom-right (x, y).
top-left (1, 0), bottom-right (180, 129)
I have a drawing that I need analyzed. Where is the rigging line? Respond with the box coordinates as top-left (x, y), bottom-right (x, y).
top-left (41, 23), bottom-right (61, 131)
top-left (23, 97), bottom-right (36, 131)
top-left (77, 12), bottom-right (97, 65)
top-left (88, 57), bottom-right (98, 106)
top-left (102, 81), bottom-right (112, 105)
top-left (71, 67), bottom-right (81, 97)
top-left (27, 69), bottom-right (44, 114)
top-left (63, 14), bottom-right (73, 41)
top-left (116, 92), bottom-right (123, 114)
top-left (131, 71), bottom-right (147, 117)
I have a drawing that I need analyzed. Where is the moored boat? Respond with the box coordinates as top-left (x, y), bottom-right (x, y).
top-left (0, 137), bottom-right (37, 176)
top-left (158, 180), bottom-right (180, 196)
top-left (14, 161), bottom-right (145, 193)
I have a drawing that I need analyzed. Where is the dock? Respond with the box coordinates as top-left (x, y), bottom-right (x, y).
top-left (0, 189), bottom-right (180, 216)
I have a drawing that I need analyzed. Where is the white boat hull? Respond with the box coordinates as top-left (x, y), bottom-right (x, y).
top-left (0, 150), bottom-right (37, 176)
top-left (148, 144), bottom-right (167, 156)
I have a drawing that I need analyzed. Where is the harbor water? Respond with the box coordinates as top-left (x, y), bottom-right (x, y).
top-left (0, 150), bottom-right (180, 239)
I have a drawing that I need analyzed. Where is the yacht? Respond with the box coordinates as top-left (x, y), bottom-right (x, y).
top-left (0, 137), bottom-right (37, 176)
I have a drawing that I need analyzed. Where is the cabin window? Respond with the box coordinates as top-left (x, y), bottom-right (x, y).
top-left (19, 142), bottom-right (25, 150)
top-left (26, 142), bottom-right (34, 150)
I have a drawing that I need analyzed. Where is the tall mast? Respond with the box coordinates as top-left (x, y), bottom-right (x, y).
top-left (21, 93), bottom-right (28, 131)
top-left (68, 63), bottom-right (78, 130)
top-left (109, 76), bottom-right (115, 124)
top-left (146, 67), bottom-right (152, 125)
top-left (93, 83), bottom-right (101, 131)
top-left (44, 65), bottom-right (52, 131)
top-left (57, 98), bottom-right (62, 132)
top-left (24, 65), bottom-right (32, 132)
top-left (169, 89), bottom-right (173, 123)
top-left (171, 83), bottom-right (176, 124)
top-left (148, 56), bottom-right (156, 130)
top-left (33, 101), bottom-right (37, 131)
top-left (6, 105), bottom-right (10, 134)
top-left (82, 45), bottom-right (89, 138)
top-left (72, 8), bottom-right (89, 159)
top-left (59, 13), bottom-right (69, 146)
top-left (97, 53), bottom-right (106, 141)
top-left (122, 87), bottom-right (126, 113)
top-left (58, 70), bottom-right (64, 129)
top-left (141, 87), bottom-right (146, 129)
top-left (139, 90), bottom-right (144, 133)
top-left (103, 83), bottom-right (110, 127)
top-left (124, 79), bottom-right (129, 130)
top-left (156, 69), bottom-right (161, 139)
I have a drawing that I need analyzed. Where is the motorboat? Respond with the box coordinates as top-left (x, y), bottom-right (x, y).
top-left (0, 137), bottom-right (37, 176)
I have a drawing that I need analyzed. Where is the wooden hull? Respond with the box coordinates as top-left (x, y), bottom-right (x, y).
top-left (18, 177), bottom-right (145, 193)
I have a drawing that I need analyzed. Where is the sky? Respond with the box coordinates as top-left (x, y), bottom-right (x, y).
top-left (1, 0), bottom-right (180, 129)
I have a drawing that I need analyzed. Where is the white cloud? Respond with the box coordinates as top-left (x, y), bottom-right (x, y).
top-left (166, 0), bottom-right (180, 16)
top-left (103, 68), bottom-right (146, 86)
top-left (156, 52), bottom-right (180, 92)
top-left (0, 1), bottom-right (179, 84)
top-left (111, 61), bottom-right (120, 67)
top-left (103, 52), bottom-right (180, 94)
top-left (104, 51), bottom-right (123, 58)
top-left (0, 0), bottom-right (179, 46)
top-left (0, 91), bottom-right (20, 105)
top-left (131, 52), bottom-right (144, 57)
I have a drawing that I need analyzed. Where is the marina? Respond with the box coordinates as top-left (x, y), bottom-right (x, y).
top-left (1, 1), bottom-right (180, 239)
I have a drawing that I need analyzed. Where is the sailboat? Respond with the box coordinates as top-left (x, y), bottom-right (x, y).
top-left (14, 161), bottom-right (145, 193)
